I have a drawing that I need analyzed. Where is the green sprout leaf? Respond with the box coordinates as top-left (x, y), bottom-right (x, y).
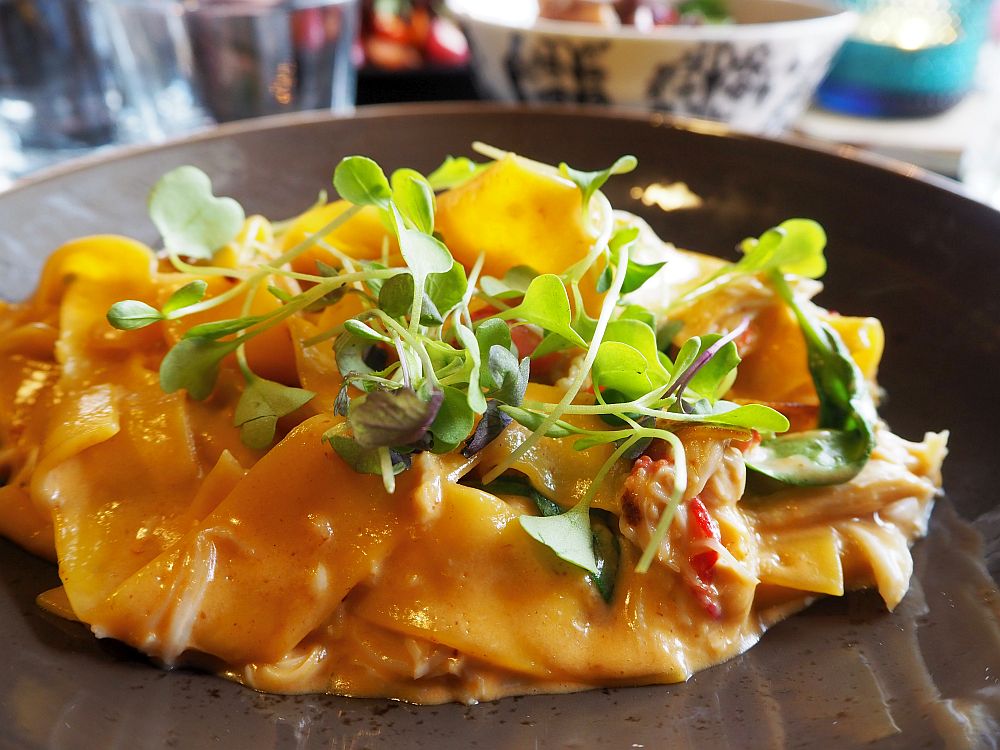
top-left (500, 406), bottom-right (582, 438)
top-left (390, 204), bottom-right (454, 330)
top-left (182, 314), bottom-right (265, 340)
top-left (159, 337), bottom-right (238, 400)
top-left (745, 271), bottom-right (875, 487)
top-left (592, 319), bottom-right (670, 401)
top-left (428, 385), bottom-right (476, 453)
top-left (597, 227), bottom-right (666, 295)
top-left (471, 476), bottom-right (619, 601)
top-left (378, 273), bottom-right (442, 325)
top-left (234, 377), bottom-right (315, 450)
top-left (520, 505), bottom-right (599, 576)
top-left (343, 319), bottom-right (391, 343)
top-left (333, 156), bottom-right (392, 209)
top-left (479, 265), bottom-right (539, 299)
top-left (425, 261), bottom-right (468, 319)
top-left (149, 166), bottom-right (245, 260)
top-left (455, 324), bottom-right (488, 414)
top-left (736, 219), bottom-right (827, 280)
top-left (618, 304), bottom-right (657, 332)
top-left (670, 218), bottom-right (828, 312)
top-left (325, 432), bottom-right (408, 476)
top-left (487, 344), bottom-right (530, 406)
top-left (746, 429), bottom-right (872, 486)
top-left (162, 280), bottom-right (208, 315)
top-left (426, 155), bottom-right (488, 191)
top-left (473, 318), bottom-right (513, 389)
top-left (559, 155), bottom-right (638, 208)
top-left (496, 274), bottom-right (587, 348)
top-left (391, 168), bottom-right (435, 234)
top-left (335, 331), bottom-right (383, 377)
top-left (693, 402), bottom-right (790, 432)
top-left (674, 333), bottom-right (741, 401)
top-left (107, 300), bottom-right (163, 330)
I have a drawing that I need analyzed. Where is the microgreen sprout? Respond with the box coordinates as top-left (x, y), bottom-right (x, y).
top-left (107, 148), bottom-right (836, 585)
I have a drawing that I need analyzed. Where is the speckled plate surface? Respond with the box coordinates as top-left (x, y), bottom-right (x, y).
top-left (2, 104), bottom-right (999, 750)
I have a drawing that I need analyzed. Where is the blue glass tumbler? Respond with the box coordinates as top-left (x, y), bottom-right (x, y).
top-left (817, 0), bottom-right (993, 117)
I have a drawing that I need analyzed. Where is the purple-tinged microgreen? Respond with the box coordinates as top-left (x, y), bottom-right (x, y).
top-left (234, 376), bottom-right (315, 450)
top-left (426, 155), bottom-right (489, 191)
top-left (461, 400), bottom-right (513, 457)
top-left (493, 274), bottom-right (587, 349)
top-left (149, 166), bottom-right (245, 261)
top-left (107, 300), bottom-right (163, 330)
top-left (349, 387), bottom-right (443, 449)
top-left (664, 318), bottom-right (747, 403)
top-left (334, 384), bottom-right (350, 416)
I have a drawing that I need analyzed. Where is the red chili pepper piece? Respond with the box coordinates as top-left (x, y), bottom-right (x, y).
top-left (688, 497), bottom-right (720, 541)
top-left (690, 549), bottom-right (719, 583)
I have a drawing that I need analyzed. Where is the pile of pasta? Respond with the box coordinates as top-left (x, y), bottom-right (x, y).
top-left (0, 153), bottom-right (946, 704)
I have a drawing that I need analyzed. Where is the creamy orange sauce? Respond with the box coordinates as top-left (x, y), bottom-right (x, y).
top-left (0, 156), bottom-right (946, 704)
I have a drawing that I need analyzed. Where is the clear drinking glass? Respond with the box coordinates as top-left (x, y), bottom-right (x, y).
top-left (0, 0), bottom-right (156, 178)
top-left (0, 0), bottom-right (359, 184)
top-left (100, 0), bottom-right (360, 126)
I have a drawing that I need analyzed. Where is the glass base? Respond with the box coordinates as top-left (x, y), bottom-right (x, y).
top-left (816, 83), bottom-right (966, 118)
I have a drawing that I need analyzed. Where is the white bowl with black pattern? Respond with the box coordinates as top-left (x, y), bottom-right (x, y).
top-left (448, 0), bottom-right (856, 135)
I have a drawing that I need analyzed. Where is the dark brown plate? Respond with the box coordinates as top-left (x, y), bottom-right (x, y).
top-left (2, 104), bottom-right (999, 750)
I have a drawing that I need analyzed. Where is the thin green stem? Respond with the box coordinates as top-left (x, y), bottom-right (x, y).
top-left (635, 431), bottom-right (688, 573)
top-left (482, 244), bottom-right (631, 484)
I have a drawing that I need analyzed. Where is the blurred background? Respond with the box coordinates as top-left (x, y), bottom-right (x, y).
top-left (0, 0), bottom-right (998, 208)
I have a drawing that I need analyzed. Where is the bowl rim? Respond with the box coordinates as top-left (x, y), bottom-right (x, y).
top-left (446, 0), bottom-right (858, 42)
top-left (1, 101), bottom-right (975, 208)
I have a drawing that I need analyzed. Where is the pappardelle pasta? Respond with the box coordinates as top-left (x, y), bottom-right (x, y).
top-left (0, 145), bottom-right (946, 704)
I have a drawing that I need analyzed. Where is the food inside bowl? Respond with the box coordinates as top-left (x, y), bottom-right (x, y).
top-left (0, 145), bottom-right (946, 704)
top-left (539, 0), bottom-right (730, 28)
